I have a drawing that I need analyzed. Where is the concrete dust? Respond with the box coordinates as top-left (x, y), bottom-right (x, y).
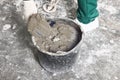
top-left (1, 0), bottom-right (120, 80)
top-left (28, 14), bottom-right (79, 53)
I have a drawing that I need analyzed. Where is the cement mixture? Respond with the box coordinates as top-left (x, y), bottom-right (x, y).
top-left (28, 14), bottom-right (79, 53)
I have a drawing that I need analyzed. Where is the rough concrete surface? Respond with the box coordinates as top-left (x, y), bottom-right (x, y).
top-left (0, 0), bottom-right (120, 80)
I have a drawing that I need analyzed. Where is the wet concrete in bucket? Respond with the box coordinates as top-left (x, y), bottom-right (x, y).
top-left (28, 14), bottom-right (80, 53)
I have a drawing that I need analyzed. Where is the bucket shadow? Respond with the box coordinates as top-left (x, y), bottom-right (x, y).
top-left (10, 10), bottom-right (41, 65)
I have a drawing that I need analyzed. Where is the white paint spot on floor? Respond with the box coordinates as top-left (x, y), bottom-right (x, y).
top-left (53, 73), bottom-right (57, 76)
top-left (110, 40), bottom-right (114, 44)
top-left (9, 63), bottom-right (12, 66)
top-left (71, 68), bottom-right (75, 72)
top-left (101, 26), bottom-right (108, 30)
top-left (74, 50), bottom-right (78, 53)
top-left (75, 74), bottom-right (80, 78)
top-left (111, 29), bottom-right (117, 33)
top-left (2, 24), bottom-right (11, 31)
top-left (114, 76), bottom-right (119, 79)
top-left (86, 56), bottom-right (94, 64)
top-left (2, 17), bottom-right (6, 21)
top-left (17, 76), bottom-right (21, 80)
top-left (5, 55), bottom-right (10, 60)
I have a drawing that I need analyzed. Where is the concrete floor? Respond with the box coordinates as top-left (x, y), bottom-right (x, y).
top-left (0, 0), bottom-right (120, 80)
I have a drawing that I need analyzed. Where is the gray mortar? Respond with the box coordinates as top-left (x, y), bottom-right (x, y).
top-left (28, 14), bottom-right (80, 53)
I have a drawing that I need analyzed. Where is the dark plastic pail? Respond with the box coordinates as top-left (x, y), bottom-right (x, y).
top-left (34, 19), bottom-right (82, 72)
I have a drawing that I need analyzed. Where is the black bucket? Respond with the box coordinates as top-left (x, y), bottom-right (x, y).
top-left (34, 19), bottom-right (82, 72)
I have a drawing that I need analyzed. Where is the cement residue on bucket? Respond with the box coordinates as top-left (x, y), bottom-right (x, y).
top-left (28, 14), bottom-right (80, 53)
